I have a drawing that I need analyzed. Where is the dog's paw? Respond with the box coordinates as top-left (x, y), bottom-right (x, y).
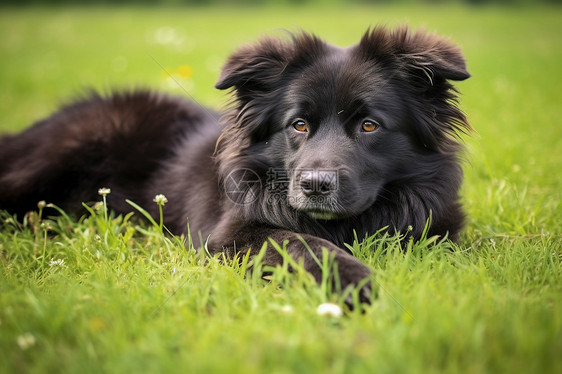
top-left (334, 255), bottom-right (374, 307)
top-left (287, 236), bottom-right (375, 307)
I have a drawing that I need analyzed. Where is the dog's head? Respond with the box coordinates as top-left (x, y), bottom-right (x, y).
top-left (216, 26), bottom-right (470, 222)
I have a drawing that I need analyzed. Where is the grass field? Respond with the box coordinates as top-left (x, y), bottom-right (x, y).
top-left (1, 4), bottom-right (561, 373)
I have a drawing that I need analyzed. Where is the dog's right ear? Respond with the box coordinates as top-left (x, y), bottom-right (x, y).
top-left (215, 38), bottom-right (289, 93)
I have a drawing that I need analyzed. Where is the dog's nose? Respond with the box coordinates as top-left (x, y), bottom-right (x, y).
top-left (299, 170), bottom-right (338, 196)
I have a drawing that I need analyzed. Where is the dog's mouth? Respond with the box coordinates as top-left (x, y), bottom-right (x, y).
top-left (287, 172), bottom-right (352, 220)
top-left (290, 191), bottom-right (375, 221)
top-left (288, 190), bottom-right (344, 220)
top-left (304, 209), bottom-right (340, 221)
top-left (295, 199), bottom-right (353, 221)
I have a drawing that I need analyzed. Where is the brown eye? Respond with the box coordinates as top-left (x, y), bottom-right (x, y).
top-left (293, 120), bottom-right (308, 132)
top-left (361, 120), bottom-right (379, 132)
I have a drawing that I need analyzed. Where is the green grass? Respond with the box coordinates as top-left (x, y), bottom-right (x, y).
top-left (1, 4), bottom-right (561, 374)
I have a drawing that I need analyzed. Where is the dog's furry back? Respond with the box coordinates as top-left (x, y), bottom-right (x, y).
top-left (0, 91), bottom-right (221, 236)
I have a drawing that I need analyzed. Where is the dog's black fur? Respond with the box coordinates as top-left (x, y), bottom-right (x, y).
top-left (0, 26), bottom-right (470, 302)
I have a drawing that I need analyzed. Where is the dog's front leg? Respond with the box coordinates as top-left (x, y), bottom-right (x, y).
top-left (208, 227), bottom-right (373, 304)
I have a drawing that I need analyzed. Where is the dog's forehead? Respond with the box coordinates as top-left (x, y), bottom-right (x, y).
top-left (288, 47), bottom-right (387, 108)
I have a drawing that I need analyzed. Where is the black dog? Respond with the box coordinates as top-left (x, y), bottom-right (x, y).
top-left (0, 26), bottom-right (470, 302)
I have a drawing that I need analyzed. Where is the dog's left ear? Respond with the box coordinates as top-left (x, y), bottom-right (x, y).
top-left (358, 26), bottom-right (470, 85)
top-left (401, 28), bottom-right (470, 84)
top-left (215, 38), bottom-right (289, 93)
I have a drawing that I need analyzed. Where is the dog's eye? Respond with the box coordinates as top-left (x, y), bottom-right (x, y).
top-left (293, 120), bottom-right (308, 132)
top-left (361, 120), bottom-right (379, 132)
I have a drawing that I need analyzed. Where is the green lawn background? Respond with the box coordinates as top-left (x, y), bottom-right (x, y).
top-left (1, 4), bottom-right (561, 374)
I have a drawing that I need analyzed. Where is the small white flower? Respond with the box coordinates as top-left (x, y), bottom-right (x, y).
top-left (316, 303), bottom-right (343, 318)
top-left (49, 259), bottom-right (67, 268)
top-left (280, 305), bottom-right (294, 315)
top-left (98, 187), bottom-right (111, 196)
top-left (153, 194), bottom-right (168, 206)
top-left (17, 332), bottom-right (36, 350)
top-left (37, 201), bottom-right (46, 210)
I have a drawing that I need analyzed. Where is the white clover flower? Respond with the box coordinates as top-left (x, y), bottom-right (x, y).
top-left (316, 303), bottom-right (343, 318)
top-left (98, 187), bottom-right (111, 196)
top-left (153, 194), bottom-right (168, 206)
top-left (49, 259), bottom-right (67, 268)
top-left (17, 332), bottom-right (36, 350)
top-left (280, 305), bottom-right (294, 315)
